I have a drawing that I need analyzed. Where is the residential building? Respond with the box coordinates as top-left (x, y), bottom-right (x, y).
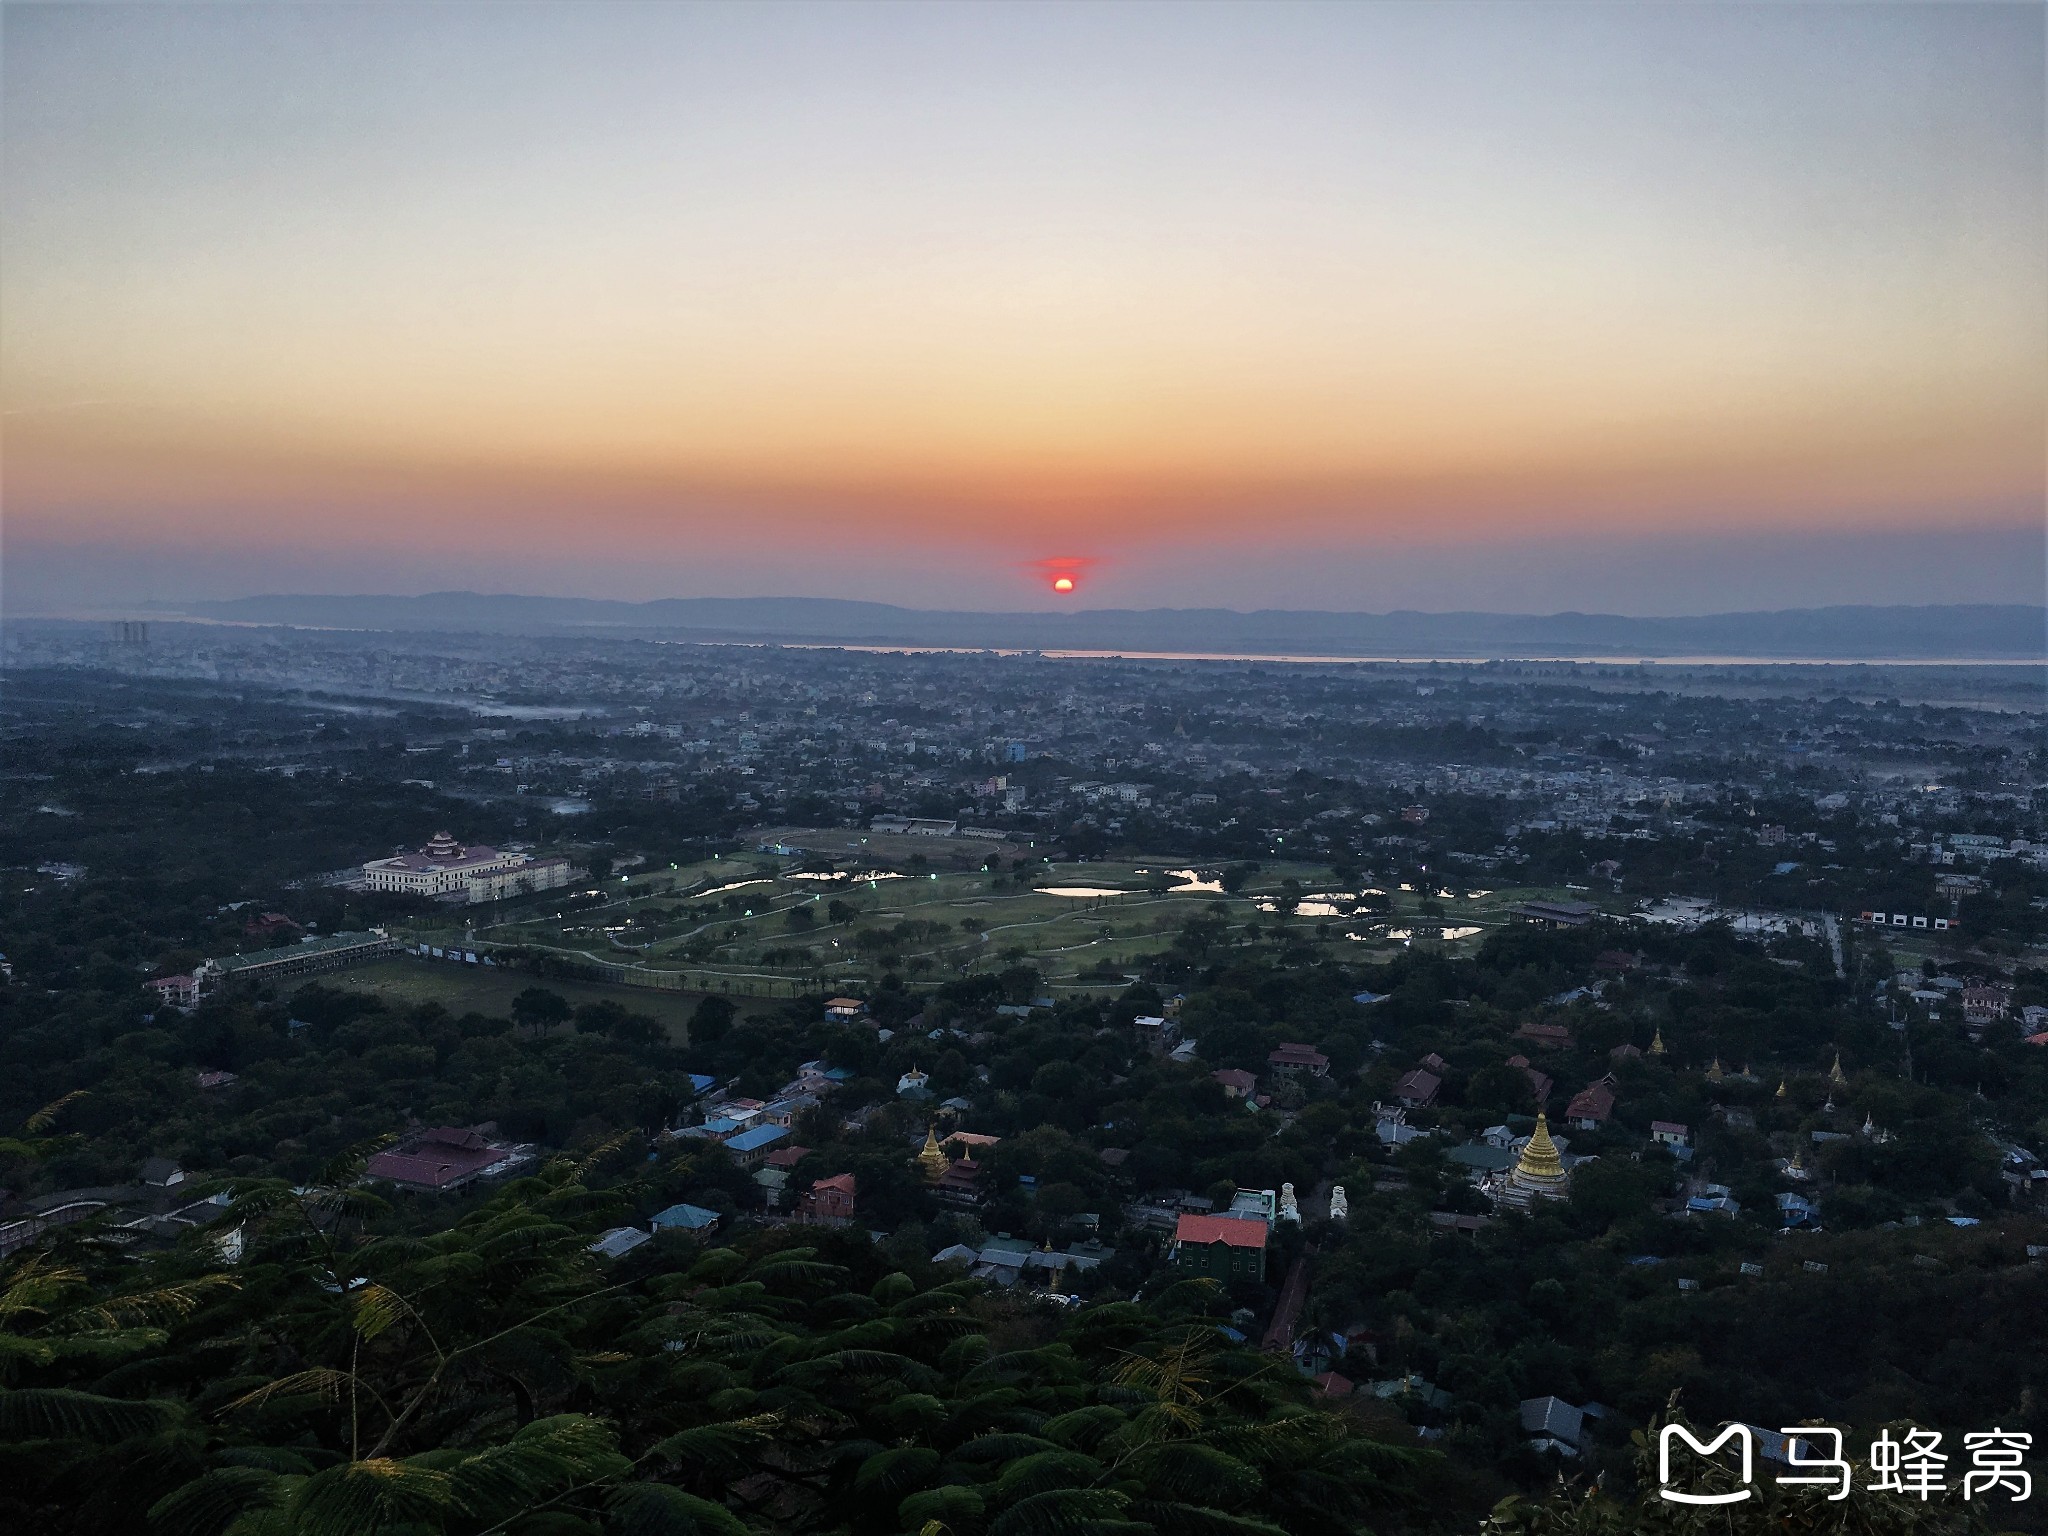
top-left (589, 1227), bottom-right (651, 1261)
top-left (1515, 1022), bottom-right (1574, 1050)
top-left (1267, 1043), bottom-right (1330, 1082)
top-left (725, 1123), bottom-right (790, 1169)
top-left (1394, 1069), bottom-right (1440, 1108)
top-left (1168, 1212), bottom-right (1267, 1281)
top-left (650, 1202), bottom-right (722, 1236)
top-left (1507, 1055), bottom-right (1554, 1104)
top-left (1211, 1068), bottom-right (1257, 1100)
top-left (1566, 1080), bottom-right (1616, 1130)
top-left (149, 974), bottom-right (200, 1010)
top-left (1520, 1396), bottom-right (1586, 1457)
top-left (1133, 1015), bottom-right (1180, 1053)
top-left (799, 1173), bottom-right (857, 1226)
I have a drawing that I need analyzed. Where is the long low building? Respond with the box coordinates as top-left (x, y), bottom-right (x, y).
top-left (363, 831), bottom-right (577, 904)
top-left (196, 930), bottom-right (399, 992)
top-left (365, 1126), bottom-right (535, 1191)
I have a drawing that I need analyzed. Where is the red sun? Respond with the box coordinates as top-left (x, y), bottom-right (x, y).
top-left (1029, 555), bottom-right (1094, 596)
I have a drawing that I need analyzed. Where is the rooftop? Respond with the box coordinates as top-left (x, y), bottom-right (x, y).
top-left (1174, 1213), bottom-right (1268, 1249)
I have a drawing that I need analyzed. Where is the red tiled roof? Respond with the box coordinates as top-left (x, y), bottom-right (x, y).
top-left (1395, 1069), bottom-right (1440, 1102)
top-left (1516, 1022), bottom-right (1574, 1046)
top-left (1174, 1213), bottom-right (1267, 1249)
top-left (1268, 1043), bottom-right (1328, 1067)
top-left (1567, 1082), bottom-right (1616, 1122)
top-left (366, 1142), bottom-right (506, 1188)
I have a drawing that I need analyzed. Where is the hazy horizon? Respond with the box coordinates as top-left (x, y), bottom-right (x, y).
top-left (4, 1), bottom-right (2043, 615)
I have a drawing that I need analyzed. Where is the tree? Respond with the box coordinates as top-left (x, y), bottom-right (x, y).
top-left (510, 986), bottom-right (572, 1036)
top-left (1221, 862), bottom-right (1261, 893)
top-left (688, 994), bottom-right (736, 1045)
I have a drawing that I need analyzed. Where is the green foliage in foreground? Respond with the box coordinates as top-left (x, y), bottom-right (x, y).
top-left (0, 1118), bottom-right (2029, 1536)
top-left (0, 1141), bottom-right (1438, 1536)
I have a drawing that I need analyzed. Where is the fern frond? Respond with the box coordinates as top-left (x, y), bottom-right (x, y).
top-left (285, 1457), bottom-right (456, 1536)
top-left (0, 1385), bottom-right (174, 1442)
top-left (604, 1480), bottom-right (751, 1536)
top-left (23, 1090), bottom-right (86, 1135)
top-left (645, 1413), bottom-right (780, 1475)
top-left (147, 1466), bottom-right (283, 1536)
top-left (986, 1486), bottom-right (1129, 1536)
top-left (225, 1368), bottom-right (351, 1414)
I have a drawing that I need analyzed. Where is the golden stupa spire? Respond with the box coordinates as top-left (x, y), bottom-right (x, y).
top-left (1706, 1058), bottom-right (1725, 1084)
top-left (917, 1124), bottom-right (947, 1181)
top-left (1776, 1080), bottom-right (1789, 1099)
top-left (1515, 1113), bottom-right (1566, 1184)
top-left (1829, 1052), bottom-right (1847, 1086)
top-left (1649, 1027), bottom-right (1667, 1056)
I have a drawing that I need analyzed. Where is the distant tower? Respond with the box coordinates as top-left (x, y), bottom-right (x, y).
top-left (110, 620), bottom-right (149, 649)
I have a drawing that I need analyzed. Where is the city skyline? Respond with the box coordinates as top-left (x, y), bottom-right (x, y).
top-left (4, 0), bottom-right (2043, 615)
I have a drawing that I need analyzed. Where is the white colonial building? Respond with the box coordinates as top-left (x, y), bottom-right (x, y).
top-left (363, 832), bottom-right (575, 904)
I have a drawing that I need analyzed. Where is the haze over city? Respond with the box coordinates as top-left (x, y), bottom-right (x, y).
top-left (4, 0), bottom-right (2043, 615)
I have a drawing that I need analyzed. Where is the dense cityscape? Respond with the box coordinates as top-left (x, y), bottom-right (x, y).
top-left (2, 617), bottom-right (2044, 1533)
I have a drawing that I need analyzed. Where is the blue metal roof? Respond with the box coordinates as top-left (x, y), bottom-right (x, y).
top-left (726, 1124), bottom-right (789, 1154)
top-left (651, 1202), bottom-right (721, 1230)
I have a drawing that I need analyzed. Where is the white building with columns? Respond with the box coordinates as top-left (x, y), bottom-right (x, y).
top-left (363, 832), bottom-right (576, 904)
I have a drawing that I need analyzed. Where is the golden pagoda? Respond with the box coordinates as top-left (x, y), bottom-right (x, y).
top-left (917, 1124), bottom-right (948, 1182)
top-left (1498, 1113), bottom-right (1570, 1206)
top-left (1649, 1027), bottom-right (1667, 1056)
top-left (1706, 1058), bottom-right (1725, 1084)
top-left (1829, 1052), bottom-right (1847, 1086)
top-left (1776, 1080), bottom-right (1789, 1099)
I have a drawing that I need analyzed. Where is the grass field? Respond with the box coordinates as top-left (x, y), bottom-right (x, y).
top-left (385, 848), bottom-right (1622, 999)
top-left (321, 956), bottom-right (707, 1041)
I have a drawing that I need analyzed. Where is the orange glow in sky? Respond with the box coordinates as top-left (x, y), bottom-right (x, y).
top-left (1, 3), bottom-right (2041, 613)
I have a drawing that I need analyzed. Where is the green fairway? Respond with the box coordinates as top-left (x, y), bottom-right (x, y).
top-left (379, 852), bottom-right (1634, 997)
top-left (317, 956), bottom-right (710, 1040)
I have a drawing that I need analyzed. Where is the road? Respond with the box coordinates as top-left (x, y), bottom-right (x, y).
top-left (1819, 912), bottom-right (1844, 978)
top-left (1262, 1251), bottom-right (1312, 1355)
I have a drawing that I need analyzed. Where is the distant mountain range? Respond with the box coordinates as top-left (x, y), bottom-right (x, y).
top-left (157, 594), bottom-right (2048, 660)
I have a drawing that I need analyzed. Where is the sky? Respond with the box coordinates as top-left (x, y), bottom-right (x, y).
top-left (3, 0), bottom-right (2043, 617)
